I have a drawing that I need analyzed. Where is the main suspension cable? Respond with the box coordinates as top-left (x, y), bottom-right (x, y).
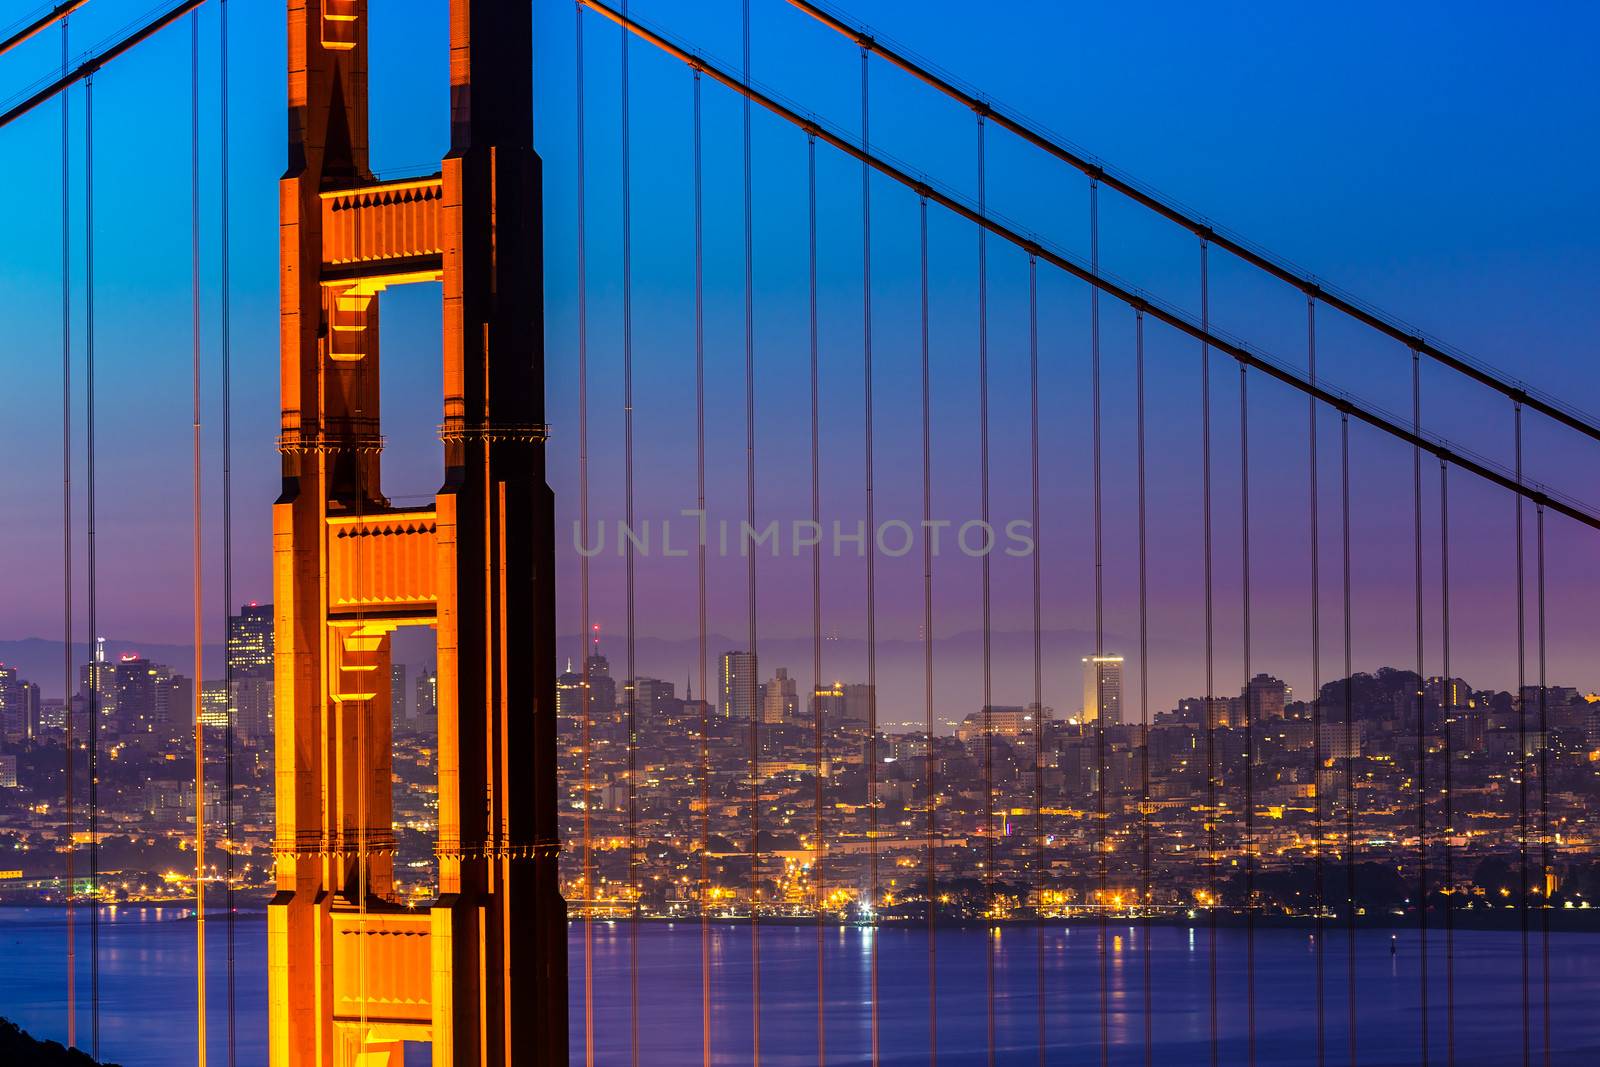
top-left (0, 0), bottom-right (89, 57)
top-left (572, 5), bottom-right (595, 1063)
top-left (859, 44), bottom-right (881, 1064)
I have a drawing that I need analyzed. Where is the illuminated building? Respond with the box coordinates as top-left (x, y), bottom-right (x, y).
top-left (1083, 654), bottom-right (1124, 725)
top-left (759, 667), bottom-right (797, 724)
top-left (0, 665), bottom-right (40, 743)
top-left (720, 650), bottom-right (759, 721)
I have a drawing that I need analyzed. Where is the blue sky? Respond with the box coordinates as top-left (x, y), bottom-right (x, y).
top-left (1, 0), bottom-right (1596, 717)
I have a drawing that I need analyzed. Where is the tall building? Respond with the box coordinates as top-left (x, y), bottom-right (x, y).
top-left (227, 603), bottom-right (275, 745)
top-left (1082, 655), bottom-right (1124, 725)
top-left (719, 651), bottom-right (758, 722)
top-left (556, 660), bottom-right (585, 724)
top-left (1243, 673), bottom-right (1289, 723)
top-left (760, 668), bottom-right (797, 724)
top-left (113, 654), bottom-right (163, 743)
top-left (584, 652), bottom-right (617, 723)
top-left (415, 669), bottom-right (439, 727)
top-left (228, 602), bottom-right (274, 674)
top-left (391, 663), bottom-right (409, 723)
top-left (811, 681), bottom-right (874, 728)
top-left (0, 665), bottom-right (40, 744)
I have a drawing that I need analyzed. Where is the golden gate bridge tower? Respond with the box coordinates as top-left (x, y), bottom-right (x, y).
top-left (270, 1), bottom-right (565, 1064)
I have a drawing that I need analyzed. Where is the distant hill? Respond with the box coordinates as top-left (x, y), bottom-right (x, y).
top-left (0, 1018), bottom-right (117, 1066)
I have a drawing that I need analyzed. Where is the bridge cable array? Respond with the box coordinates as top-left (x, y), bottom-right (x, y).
top-left (778, 0), bottom-right (1600, 447)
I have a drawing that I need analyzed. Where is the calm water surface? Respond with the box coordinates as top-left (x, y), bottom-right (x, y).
top-left (2, 907), bottom-right (1598, 1064)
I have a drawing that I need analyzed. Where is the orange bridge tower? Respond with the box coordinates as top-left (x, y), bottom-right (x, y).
top-left (270, 2), bottom-right (566, 1064)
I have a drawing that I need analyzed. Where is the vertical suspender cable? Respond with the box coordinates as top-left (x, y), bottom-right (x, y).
top-left (1341, 413), bottom-right (1356, 1067)
top-left (1412, 349), bottom-right (1429, 1067)
top-left (1515, 403), bottom-right (1529, 1067)
top-left (1200, 238), bottom-right (1218, 1067)
top-left (1441, 460), bottom-right (1455, 1067)
top-left (618, 9), bottom-right (640, 1065)
top-left (1241, 362), bottom-right (1256, 1067)
top-left (191, 15), bottom-right (208, 1065)
top-left (859, 45), bottom-right (881, 1065)
top-left (807, 129), bottom-right (824, 1067)
top-left (976, 110), bottom-right (995, 1067)
top-left (1091, 178), bottom-right (1109, 1067)
top-left (741, 6), bottom-right (762, 1060)
top-left (1136, 308), bottom-right (1152, 1067)
top-left (692, 66), bottom-right (712, 1067)
top-left (219, 3), bottom-right (236, 1057)
top-left (1534, 504), bottom-right (1550, 1067)
top-left (84, 71), bottom-right (99, 1061)
top-left (59, 14), bottom-right (76, 1052)
top-left (919, 192), bottom-right (938, 1066)
top-left (1028, 254), bottom-right (1045, 1066)
top-left (1309, 299), bottom-right (1325, 1067)
top-left (573, 6), bottom-right (595, 1063)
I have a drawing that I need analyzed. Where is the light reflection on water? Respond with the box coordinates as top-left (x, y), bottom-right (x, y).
top-left (1, 908), bottom-right (1599, 1065)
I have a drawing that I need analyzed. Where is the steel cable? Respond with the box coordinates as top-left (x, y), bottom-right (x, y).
top-left (619, 7), bottom-right (639, 1063)
top-left (976, 110), bottom-right (996, 1067)
top-left (919, 192), bottom-right (938, 1065)
top-left (573, 6), bottom-right (595, 1063)
top-left (860, 44), bottom-right (881, 1064)
top-left (58, 14), bottom-right (76, 1052)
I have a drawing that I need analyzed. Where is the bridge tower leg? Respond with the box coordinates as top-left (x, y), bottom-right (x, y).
top-left (271, 3), bottom-right (566, 1065)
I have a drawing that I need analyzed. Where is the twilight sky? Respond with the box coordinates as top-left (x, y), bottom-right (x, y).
top-left (1, 0), bottom-right (1597, 722)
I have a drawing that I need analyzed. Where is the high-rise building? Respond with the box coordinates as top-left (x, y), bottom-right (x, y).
top-left (1243, 673), bottom-right (1288, 723)
top-left (584, 652), bottom-right (617, 723)
top-left (415, 669), bottom-right (439, 727)
top-left (811, 681), bottom-right (874, 729)
top-left (225, 603), bottom-right (275, 745)
top-left (113, 654), bottom-right (163, 743)
top-left (719, 651), bottom-right (758, 721)
top-left (556, 660), bottom-right (585, 724)
top-left (624, 677), bottom-right (677, 718)
top-left (760, 668), bottom-right (798, 724)
top-left (0, 665), bottom-right (40, 743)
top-left (391, 663), bottom-right (409, 723)
top-left (200, 682), bottom-right (231, 729)
top-left (228, 603), bottom-right (274, 674)
top-left (1082, 655), bottom-right (1124, 725)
